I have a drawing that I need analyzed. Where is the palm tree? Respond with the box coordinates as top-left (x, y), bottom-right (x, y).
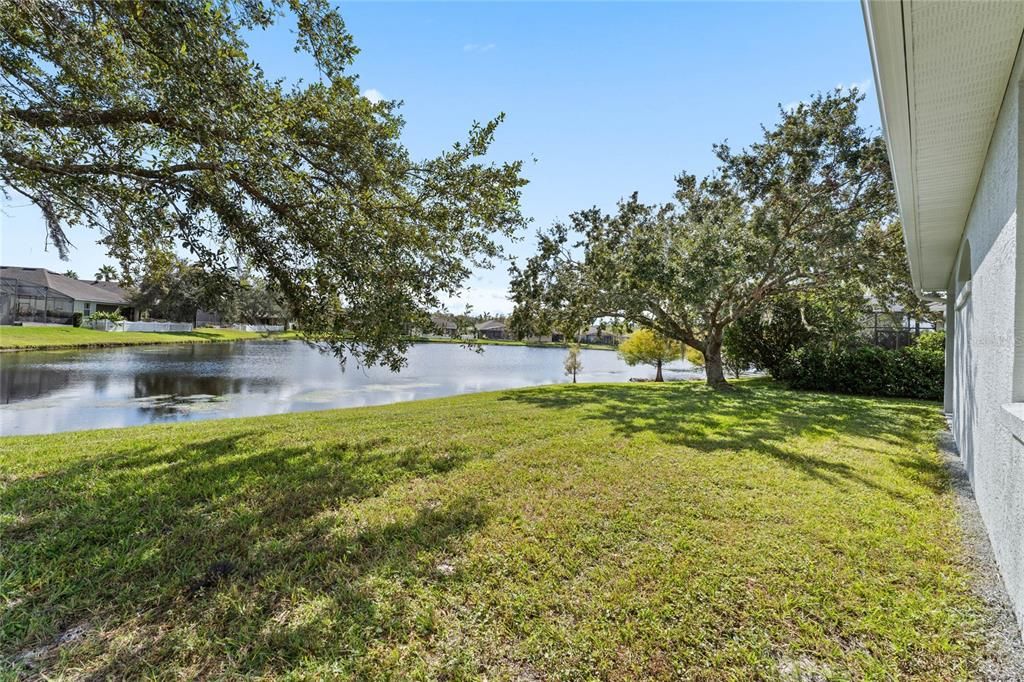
top-left (94, 265), bottom-right (117, 282)
top-left (63, 270), bottom-right (78, 279)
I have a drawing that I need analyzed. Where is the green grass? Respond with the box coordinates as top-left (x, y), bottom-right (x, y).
top-left (0, 325), bottom-right (270, 350)
top-left (0, 380), bottom-right (983, 679)
top-left (0, 326), bottom-right (613, 353)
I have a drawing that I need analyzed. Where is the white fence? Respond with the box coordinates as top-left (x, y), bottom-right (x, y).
top-left (233, 324), bottom-right (284, 333)
top-left (85, 320), bottom-right (193, 333)
top-left (120, 321), bottom-right (193, 333)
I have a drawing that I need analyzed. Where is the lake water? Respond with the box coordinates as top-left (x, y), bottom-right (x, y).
top-left (0, 341), bottom-right (702, 436)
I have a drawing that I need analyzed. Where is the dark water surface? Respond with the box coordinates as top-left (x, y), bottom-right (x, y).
top-left (0, 340), bottom-right (701, 436)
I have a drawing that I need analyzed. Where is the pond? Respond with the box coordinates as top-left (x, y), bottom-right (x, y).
top-left (0, 340), bottom-right (703, 435)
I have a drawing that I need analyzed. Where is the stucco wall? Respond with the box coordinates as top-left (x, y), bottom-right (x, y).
top-left (951, 39), bottom-right (1022, 637)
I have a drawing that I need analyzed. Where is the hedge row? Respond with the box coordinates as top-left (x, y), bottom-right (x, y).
top-left (776, 332), bottom-right (945, 401)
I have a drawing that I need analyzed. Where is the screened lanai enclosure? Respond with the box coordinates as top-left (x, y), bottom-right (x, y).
top-left (0, 267), bottom-right (133, 325)
top-left (0, 276), bottom-right (74, 325)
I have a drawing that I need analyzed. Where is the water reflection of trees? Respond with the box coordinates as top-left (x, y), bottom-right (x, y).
top-left (132, 373), bottom-right (263, 398)
top-left (0, 363), bottom-right (72, 404)
top-left (1, 356), bottom-right (284, 405)
top-left (130, 372), bottom-right (282, 401)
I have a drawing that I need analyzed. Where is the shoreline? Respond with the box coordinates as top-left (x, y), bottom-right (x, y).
top-left (0, 328), bottom-right (618, 353)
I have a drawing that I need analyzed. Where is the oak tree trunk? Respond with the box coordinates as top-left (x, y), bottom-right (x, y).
top-left (704, 331), bottom-right (729, 388)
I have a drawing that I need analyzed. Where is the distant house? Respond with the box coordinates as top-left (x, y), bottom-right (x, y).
top-left (579, 324), bottom-right (622, 346)
top-left (430, 315), bottom-right (459, 338)
top-left (0, 266), bottom-right (136, 325)
top-left (408, 315), bottom-right (459, 338)
top-left (475, 319), bottom-right (508, 340)
top-left (863, 1), bottom-right (1024, 636)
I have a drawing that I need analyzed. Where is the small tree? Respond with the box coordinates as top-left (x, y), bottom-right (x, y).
top-left (618, 329), bottom-right (681, 382)
top-left (564, 344), bottom-right (583, 384)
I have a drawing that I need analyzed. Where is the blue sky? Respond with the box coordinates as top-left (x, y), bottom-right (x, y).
top-left (0, 1), bottom-right (879, 314)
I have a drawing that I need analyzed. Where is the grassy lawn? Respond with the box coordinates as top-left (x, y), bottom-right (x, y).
top-left (0, 325), bottom-right (270, 350)
top-left (0, 381), bottom-right (983, 679)
top-left (0, 326), bottom-right (613, 353)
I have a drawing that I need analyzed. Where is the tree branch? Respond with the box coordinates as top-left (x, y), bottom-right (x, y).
top-left (6, 107), bottom-right (180, 128)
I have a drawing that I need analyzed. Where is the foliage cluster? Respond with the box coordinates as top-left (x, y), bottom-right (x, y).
top-left (124, 254), bottom-right (288, 325)
top-left (94, 265), bottom-right (119, 282)
top-left (2, 0), bottom-right (526, 369)
top-left (88, 309), bottom-right (125, 323)
top-left (777, 331), bottom-right (945, 401)
top-left (722, 291), bottom-right (865, 377)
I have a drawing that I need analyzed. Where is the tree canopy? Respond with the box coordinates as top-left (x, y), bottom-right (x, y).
top-left (510, 90), bottom-right (895, 386)
top-left (860, 220), bottom-right (943, 324)
top-left (1, 0), bottom-right (527, 369)
top-left (128, 254), bottom-right (224, 324)
top-left (722, 288), bottom-right (865, 378)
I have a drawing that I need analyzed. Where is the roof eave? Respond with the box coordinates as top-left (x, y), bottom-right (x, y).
top-left (861, 0), bottom-right (927, 296)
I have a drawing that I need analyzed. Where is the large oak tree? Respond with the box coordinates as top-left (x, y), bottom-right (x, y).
top-left (510, 91), bottom-right (895, 386)
top-left (1, 0), bottom-right (527, 369)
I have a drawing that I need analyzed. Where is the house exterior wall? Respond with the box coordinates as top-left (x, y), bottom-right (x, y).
top-left (949, 38), bottom-right (1023, 636)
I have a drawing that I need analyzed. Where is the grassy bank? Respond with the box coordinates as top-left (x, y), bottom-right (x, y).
top-left (0, 381), bottom-right (983, 679)
top-left (0, 325), bottom-right (616, 353)
top-left (0, 325), bottom-right (270, 351)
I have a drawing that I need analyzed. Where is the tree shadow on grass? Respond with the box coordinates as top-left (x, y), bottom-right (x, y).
top-left (2, 430), bottom-right (482, 677)
top-left (500, 379), bottom-right (946, 502)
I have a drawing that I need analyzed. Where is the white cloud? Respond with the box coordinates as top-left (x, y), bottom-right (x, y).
top-left (362, 88), bottom-right (384, 104)
top-left (835, 79), bottom-right (873, 95)
top-left (439, 284), bottom-right (513, 316)
top-left (463, 43), bottom-right (496, 53)
top-left (784, 78), bottom-right (873, 112)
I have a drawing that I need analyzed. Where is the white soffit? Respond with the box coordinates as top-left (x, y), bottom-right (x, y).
top-left (863, 0), bottom-right (1024, 293)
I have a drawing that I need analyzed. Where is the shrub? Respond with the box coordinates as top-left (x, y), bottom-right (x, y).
top-left (777, 332), bottom-right (944, 401)
top-left (89, 309), bottom-right (125, 323)
top-left (72, 312), bottom-right (83, 327)
top-left (913, 330), bottom-right (946, 354)
top-left (725, 292), bottom-right (864, 377)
